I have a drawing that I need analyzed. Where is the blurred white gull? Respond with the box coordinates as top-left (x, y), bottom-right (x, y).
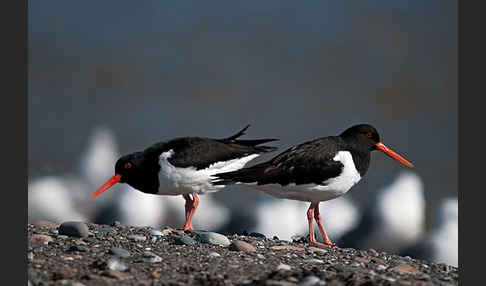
top-left (28, 126), bottom-right (120, 223)
top-left (338, 171), bottom-right (426, 253)
top-left (250, 196), bottom-right (359, 241)
top-left (401, 197), bottom-right (458, 267)
top-left (28, 176), bottom-right (88, 223)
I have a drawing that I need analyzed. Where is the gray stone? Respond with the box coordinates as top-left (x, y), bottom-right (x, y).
top-left (107, 258), bottom-right (128, 272)
top-left (197, 232), bottom-right (231, 247)
top-left (208, 252), bottom-right (221, 258)
top-left (127, 234), bottom-right (146, 242)
top-left (30, 234), bottom-right (54, 245)
top-left (142, 251), bottom-right (162, 263)
top-left (149, 229), bottom-right (164, 236)
top-left (175, 235), bottom-right (197, 246)
top-left (27, 252), bottom-right (34, 261)
top-left (229, 240), bottom-right (256, 252)
top-left (276, 264), bottom-right (292, 271)
top-left (303, 258), bottom-right (324, 264)
top-left (109, 247), bottom-right (130, 258)
top-left (300, 276), bottom-right (326, 286)
top-left (67, 245), bottom-right (88, 252)
top-left (58, 222), bottom-right (90, 238)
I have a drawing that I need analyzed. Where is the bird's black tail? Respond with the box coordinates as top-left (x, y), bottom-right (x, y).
top-left (219, 124), bottom-right (279, 153)
top-left (212, 162), bottom-right (269, 186)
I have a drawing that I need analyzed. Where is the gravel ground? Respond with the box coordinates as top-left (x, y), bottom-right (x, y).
top-left (28, 221), bottom-right (458, 286)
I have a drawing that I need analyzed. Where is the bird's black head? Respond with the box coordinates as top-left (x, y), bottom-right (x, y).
top-left (114, 152), bottom-right (144, 183)
top-left (340, 124), bottom-right (381, 151)
top-left (340, 123), bottom-right (414, 168)
top-left (91, 150), bottom-right (161, 198)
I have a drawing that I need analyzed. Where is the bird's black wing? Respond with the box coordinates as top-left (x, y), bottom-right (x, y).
top-left (213, 137), bottom-right (345, 186)
top-left (144, 125), bottom-right (278, 170)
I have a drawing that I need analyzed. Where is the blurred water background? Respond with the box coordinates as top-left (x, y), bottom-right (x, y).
top-left (28, 1), bottom-right (457, 266)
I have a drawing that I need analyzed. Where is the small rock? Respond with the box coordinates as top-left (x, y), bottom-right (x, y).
top-left (229, 240), bottom-right (256, 252)
top-left (265, 280), bottom-right (297, 286)
top-left (257, 254), bottom-right (265, 259)
top-left (151, 270), bottom-right (161, 279)
top-left (271, 245), bottom-right (305, 251)
top-left (197, 232), bottom-right (231, 247)
top-left (127, 234), bottom-right (146, 242)
top-left (102, 269), bottom-right (131, 280)
top-left (300, 275), bottom-right (326, 286)
top-left (303, 258), bottom-right (324, 264)
top-left (27, 252), bottom-right (34, 261)
top-left (161, 227), bottom-right (175, 235)
top-left (30, 234), bottom-right (54, 245)
top-left (308, 247), bottom-right (328, 254)
top-left (67, 245), bottom-right (88, 252)
top-left (391, 264), bottom-right (422, 274)
top-left (58, 222), bottom-right (90, 238)
top-left (149, 229), bottom-right (164, 236)
top-left (107, 258), bottom-right (128, 272)
top-left (208, 252), bottom-right (221, 258)
top-left (175, 235), bottom-right (197, 246)
top-left (108, 247), bottom-right (130, 258)
top-left (276, 264), bottom-right (292, 271)
top-left (249, 232), bottom-right (266, 239)
top-left (368, 249), bottom-right (379, 256)
top-left (142, 251), bottom-right (162, 263)
top-left (32, 220), bottom-right (59, 228)
top-left (111, 221), bottom-right (121, 227)
top-left (376, 265), bottom-right (387, 271)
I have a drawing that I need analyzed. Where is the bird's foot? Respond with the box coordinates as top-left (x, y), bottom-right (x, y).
top-left (182, 224), bottom-right (194, 231)
top-left (310, 240), bottom-right (338, 248)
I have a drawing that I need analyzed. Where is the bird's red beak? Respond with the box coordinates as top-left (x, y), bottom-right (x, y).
top-left (91, 174), bottom-right (122, 198)
top-left (375, 142), bottom-right (414, 168)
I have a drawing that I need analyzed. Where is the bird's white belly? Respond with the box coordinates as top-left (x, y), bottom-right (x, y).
top-left (158, 150), bottom-right (260, 195)
top-left (253, 151), bottom-right (361, 203)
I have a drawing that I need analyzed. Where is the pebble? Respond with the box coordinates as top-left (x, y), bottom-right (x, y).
top-left (197, 232), bottom-right (231, 247)
top-left (303, 258), bottom-right (324, 264)
top-left (257, 254), bottom-right (265, 259)
top-left (108, 247), bottom-right (131, 258)
top-left (208, 252), bottom-right (221, 258)
top-left (276, 264), bottom-right (292, 271)
top-left (30, 234), bottom-right (54, 245)
top-left (308, 247), bottom-right (328, 254)
top-left (32, 220), bottom-right (59, 228)
top-left (128, 234), bottom-right (147, 242)
top-left (142, 251), bottom-right (162, 263)
top-left (149, 229), bottom-right (164, 236)
top-left (58, 222), bottom-right (90, 238)
top-left (107, 258), bottom-right (128, 272)
top-left (27, 252), bottom-right (34, 261)
top-left (102, 269), bottom-right (131, 280)
top-left (376, 265), bottom-right (387, 271)
top-left (67, 245), bottom-right (88, 252)
top-left (248, 232), bottom-right (266, 239)
top-left (229, 240), bottom-right (256, 252)
top-left (271, 245), bottom-right (305, 251)
top-left (175, 235), bottom-right (197, 246)
top-left (391, 264), bottom-right (422, 274)
top-left (299, 275), bottom-right (326, 286)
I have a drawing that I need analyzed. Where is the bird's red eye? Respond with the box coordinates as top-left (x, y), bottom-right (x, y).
top-left (366, 132), bottom-right (372, 138)
top-left (124, 162), bottom-right (132, 169)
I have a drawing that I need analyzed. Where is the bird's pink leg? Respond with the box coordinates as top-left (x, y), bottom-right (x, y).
top-left (182, 194), bottom-right (199, 231)
top-left (314, 203), bottom-right (338, 248)
top-left (307, 202), bottom-right (337, 248)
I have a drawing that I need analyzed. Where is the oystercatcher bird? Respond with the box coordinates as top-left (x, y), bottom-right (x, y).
top-left (91, 125), bottom-right (278, 231)
top-left (213, 124), bottom-right (414, 247)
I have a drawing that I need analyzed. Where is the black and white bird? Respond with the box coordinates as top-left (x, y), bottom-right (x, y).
top-left (91, 125), bottom-right (278, 231)
top-left (213, 124), bottom-right (414, 247)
